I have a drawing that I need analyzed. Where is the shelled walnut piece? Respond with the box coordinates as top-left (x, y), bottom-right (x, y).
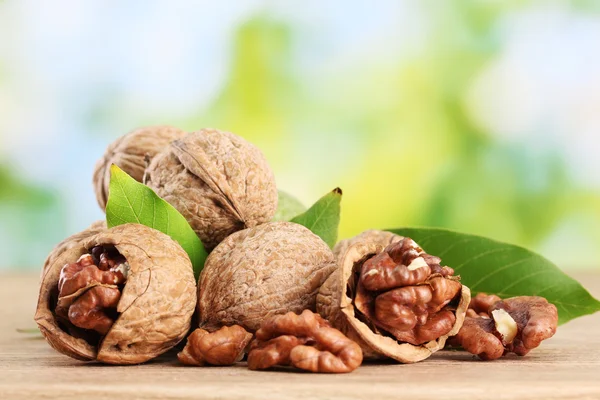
top-left (318, 232), bottom-right (470, 363)
top-left (356, 238), bottom-right (460, 345)
top-left (35, 223), bottom-right (196, 364)
top-left (247, 310), bottom-right (363, 373)
top-left (55, 247), bottom-right (128, 335)
top-left (449, 293), bottom-right (558, 360)
top-left (178, 325), bottom-right (253, 366)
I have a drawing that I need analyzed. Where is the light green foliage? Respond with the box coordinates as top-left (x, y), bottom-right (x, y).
top-left (0, 164), bottom-right (63, 268)
top-left (185, 7), bottom-right (600, 269)
top-left (106, 165), bottom-right (207, 279)
top-left (273, 190), bottom-right (306, 222)
top-left (290, 188), bottom-right (342, 248)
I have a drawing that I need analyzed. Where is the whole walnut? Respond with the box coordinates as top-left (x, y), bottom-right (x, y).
top-left (93, 125), bottom-right (186, 210)
top-left (35, 223), bottom-right (196, 364)
top-left (198, 221), bottom-right (336, 332)
top-left (318, 231), bottom-right (471, 363)
top-left (41, 220), bottom-right (106, 280)
top-left (144, 129), bottom-right (278, 250)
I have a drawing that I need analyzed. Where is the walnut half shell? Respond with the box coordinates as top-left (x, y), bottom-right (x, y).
top-left (318, 232), bottom-right (471, 363)
top-left (35, 223), bottom-right (196, 364)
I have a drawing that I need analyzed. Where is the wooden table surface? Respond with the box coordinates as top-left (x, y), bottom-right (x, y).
top-left (1, 272), bottom-right (599, 400)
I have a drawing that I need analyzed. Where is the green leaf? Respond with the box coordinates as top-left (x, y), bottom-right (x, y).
top-left (272, 190), bottom-right (307, 222)
top-left (291, 188), bottom-right (342, 248)
top-left (388, 227), bottom-right (600, 325)
top-left (106, 165), bottom-right (207, 280)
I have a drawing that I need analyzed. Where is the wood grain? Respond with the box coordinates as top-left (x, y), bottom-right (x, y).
top-left (1, 272), bottom-right (599, 400)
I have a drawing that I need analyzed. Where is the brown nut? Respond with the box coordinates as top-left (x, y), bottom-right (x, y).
top-left (198, 221), bottom-right (336, 332)
top-left (318, 233), bottom-right (470, 363)
top-left (41, 221), bottom-right (107, 281)
top-left (450, 295), bottom-right (558, 360)
top-left (248, 310), bottom-right (363, 373)
top-left (35, 223), bottom-right (196, 364)
top-left (93, 125), bottom-right (186, 210)
top-left (178, 325), bottom-right (253, 366)
top-left (144, 128), bottom-right (278, 250)
top-left (466, 292), bottom-right (502, 318)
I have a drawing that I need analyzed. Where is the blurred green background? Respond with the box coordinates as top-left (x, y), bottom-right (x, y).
top-left (1, 1), bottom-right (599, 271)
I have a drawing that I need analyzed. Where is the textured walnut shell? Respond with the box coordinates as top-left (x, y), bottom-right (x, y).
top-left (93, 125), bottom-right (186, 210)
top-left (317, 240), bottom-right (471, 363)
top-left (334, 230), bottom-right (402, 259)
top-left (144, 129), bottom-right (278, 250)
top-left (35, 223), bottom-right (196, 364)
top-left (41, 220), bottom-right (107, 281)
top-left (198, 221), bottom-right (336, 332)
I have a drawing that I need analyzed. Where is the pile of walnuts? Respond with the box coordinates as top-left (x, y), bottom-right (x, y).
top-left (35, 126), bottom-right (559, 372)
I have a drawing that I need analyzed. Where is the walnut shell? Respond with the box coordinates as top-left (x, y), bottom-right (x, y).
top-left (144, 128), bottom-right (278, 250)
top-left (334, 230), bottom-right (402, 259)
top-left (198, 221), bottom-right (336, 332)
top-left (35, 223), bottom-right (196, 364)
top-left (317, 239), bottom-right (471, 363)
top-left (93, 125), bottom-right (186, 210)
top-left (41, 221), bottom-right (107, 281)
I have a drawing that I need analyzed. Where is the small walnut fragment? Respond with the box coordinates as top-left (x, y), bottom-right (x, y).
top-left (55, 249), bottom-right (128, 335)
top-left (178, 326), bottom-right (253, 366)
top-left (248, 310), bottom-right (363, 373)
top-left (35, 224), bottom-right (196, 364)
top-left (466, 292), bottom-right (501, 318)
top-left (449, 294), bottom-right (558, 360)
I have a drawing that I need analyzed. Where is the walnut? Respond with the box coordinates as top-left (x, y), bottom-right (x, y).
top-left (41, 221), bottom-right (106, 280)
top-left (318, 234), bottom-right (471, 363)
top-left (466, 292), bottom-right (502, 318)
top-left (144, 128), bottom-right (278, 250)
top-left (178, 326), bottom-right (253, 366)
top-left (93, 125), bottom-right (186, 210)
top-left (247, 310), bottom-right (363, 373)
top-left (35, 223), bottom-right (196, 364)
top-left (450, 295), bottom-right (558, 360)
top-left (198, 221), bottom-right (336, 332)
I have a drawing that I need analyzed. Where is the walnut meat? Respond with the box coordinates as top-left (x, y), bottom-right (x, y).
top-left (93, 125), bottom-right (186, 210)
top-left (178, 325), bottom-right (253, 366)
top-left (248, 310), bottom-right (363, 373)
top-left (144, 128), bottom-right (278, 250)
top-left (198, 222), bottom-right (336, 332)
top-left (450, 294), bottom-right (558, 360)
top-left (318, 234), bottom-right (471, 363)
top-left (41, 220), bottom-right (106, 280)
top-left (35, 223), bottom-right (196, 364)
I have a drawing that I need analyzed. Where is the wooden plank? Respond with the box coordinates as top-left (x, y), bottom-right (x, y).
top-left (1, 272), bottom-right (599, 400)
